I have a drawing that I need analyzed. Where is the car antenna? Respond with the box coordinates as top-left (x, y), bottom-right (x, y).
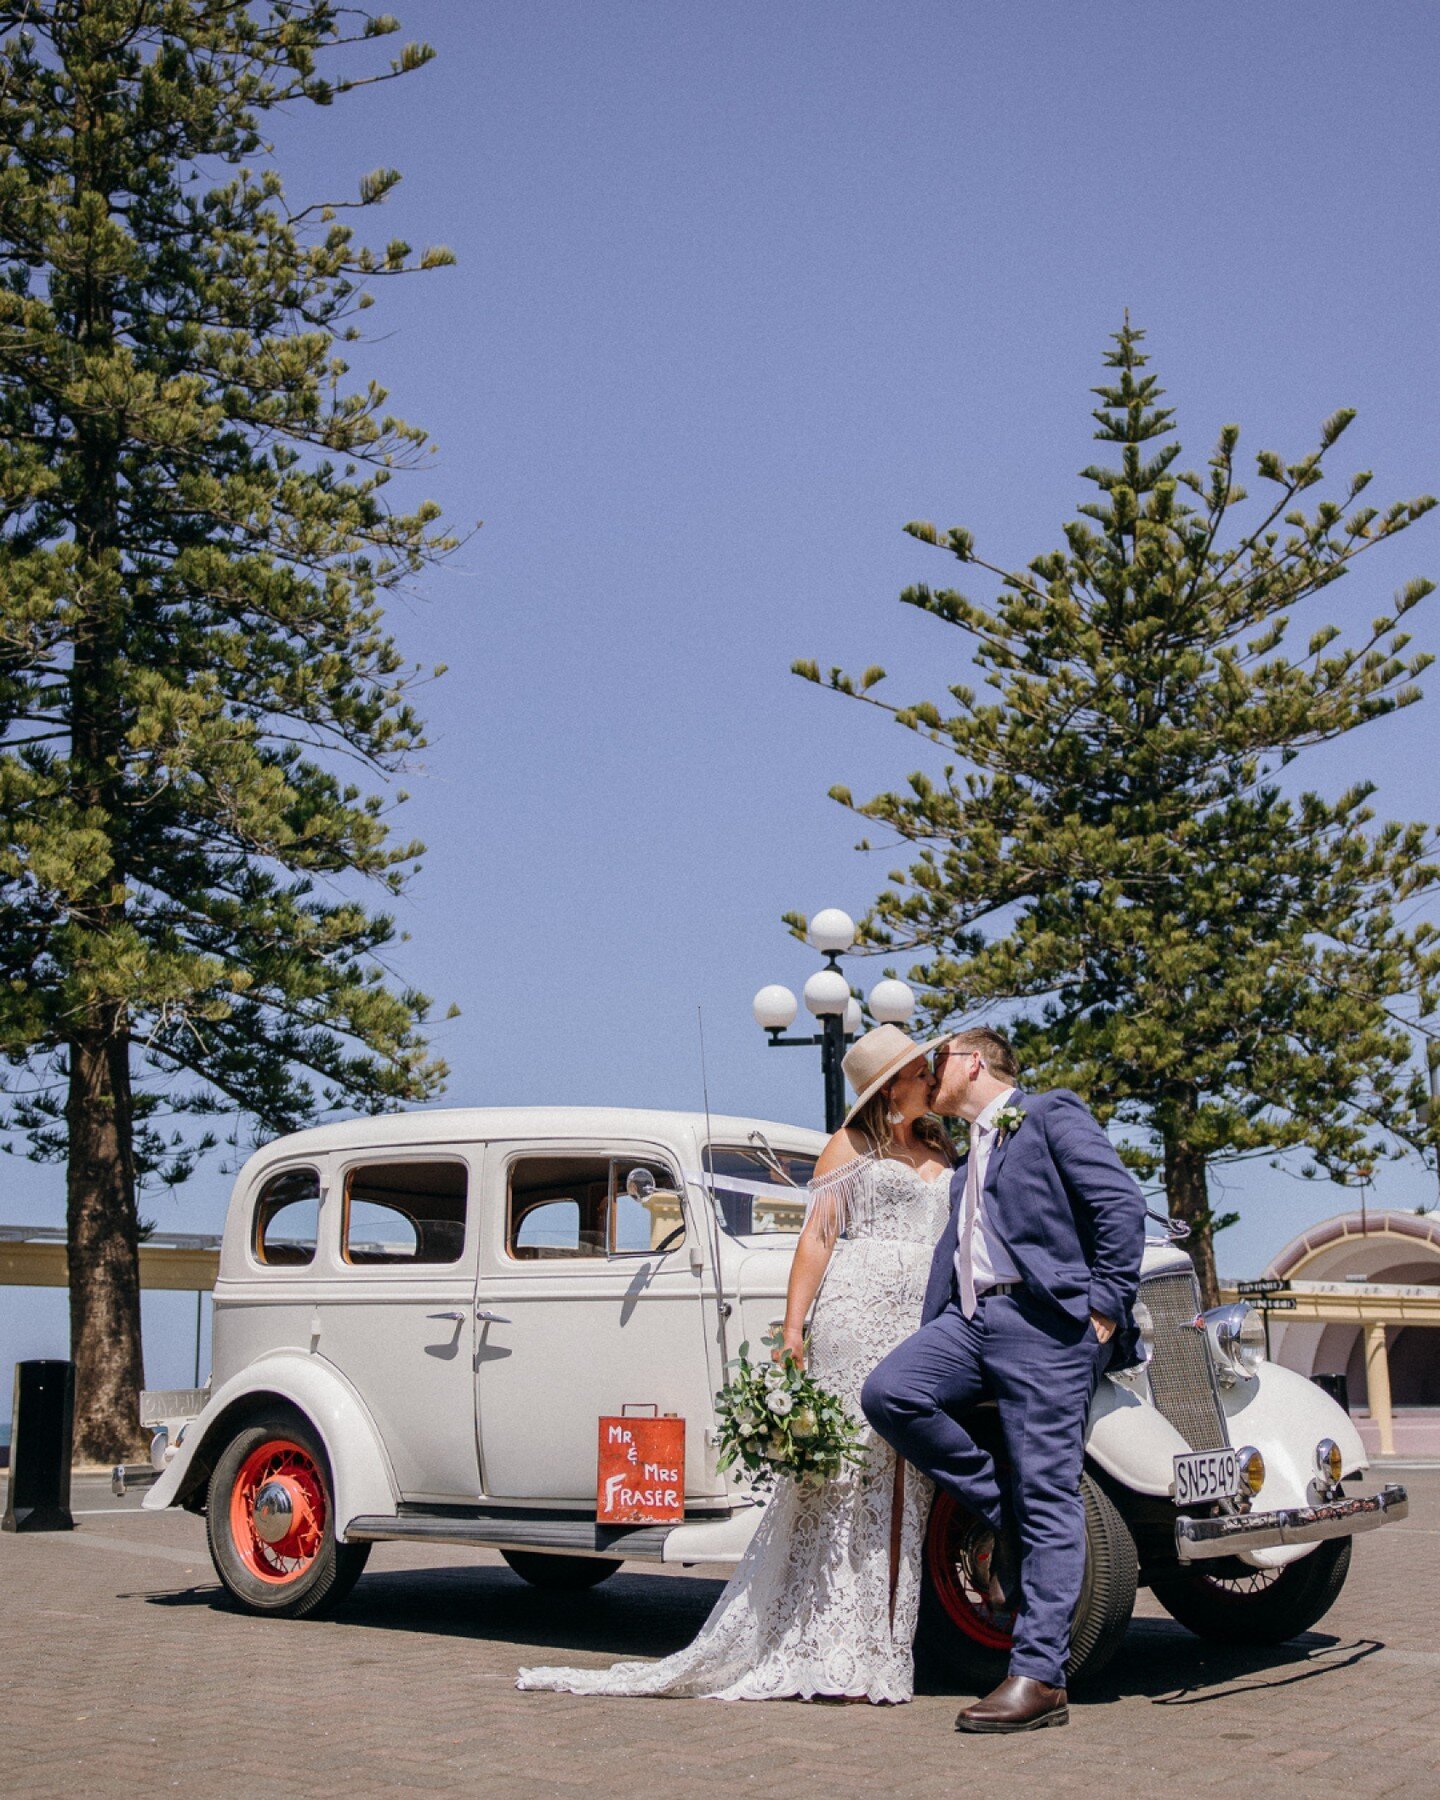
top-left (697, 1006), bottom-right (732, 1355)
top-left (698, 1004), bottom-right (715, 1193)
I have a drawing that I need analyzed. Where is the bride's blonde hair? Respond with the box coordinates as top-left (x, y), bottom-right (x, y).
top-left (851, 1085), bottom-right (957, 1164)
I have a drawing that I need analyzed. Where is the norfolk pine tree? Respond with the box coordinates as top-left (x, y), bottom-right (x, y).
top-left (798, 323), bottom-right (1439, 1304)
top-left (0, 3), bottom-right (456, 1458)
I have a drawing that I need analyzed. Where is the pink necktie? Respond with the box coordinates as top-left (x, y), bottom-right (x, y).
top-left (959, 1120), bottom-right (981, 1318)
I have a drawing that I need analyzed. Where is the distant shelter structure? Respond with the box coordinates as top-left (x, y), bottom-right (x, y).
top-left (1246, 1210), bottom-right (1440, 1459)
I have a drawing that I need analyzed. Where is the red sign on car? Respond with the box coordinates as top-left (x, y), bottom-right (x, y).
top-left (596, 1415), bottom-right (685, 1525)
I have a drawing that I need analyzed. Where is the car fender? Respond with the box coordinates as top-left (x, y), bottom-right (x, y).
top-left (1221, 1360), bottom-right (1369, 1505)
top-left (1084, 1373), bottom-right (1192, 1496)
top-left (142, 1350), bottom-right (398, 1529)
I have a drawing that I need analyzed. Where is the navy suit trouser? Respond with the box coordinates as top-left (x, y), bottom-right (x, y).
top-left (860, 1288), bottom-right (1107, 1689)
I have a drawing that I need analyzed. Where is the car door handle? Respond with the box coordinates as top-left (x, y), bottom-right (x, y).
top-left (427, 1311), bottom-right (465, 1322)
top-left (475, 1308), bottom-right (511, 1324)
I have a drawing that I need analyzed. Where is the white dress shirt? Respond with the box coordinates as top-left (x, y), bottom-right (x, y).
top-left (954, 1086), bottom-right (1022, 1310)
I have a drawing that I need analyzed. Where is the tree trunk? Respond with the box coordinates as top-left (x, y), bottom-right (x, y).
top-left (1164, 1132), bottom-right (1219, 1307)
top-left (60, 56), bottom-right (143, 1464)
top-left (65, 1026), bottom-right (145, 1462)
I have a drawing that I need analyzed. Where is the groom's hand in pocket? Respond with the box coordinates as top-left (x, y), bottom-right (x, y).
top-left (1089, 1310), bottom-right (1116, 1344)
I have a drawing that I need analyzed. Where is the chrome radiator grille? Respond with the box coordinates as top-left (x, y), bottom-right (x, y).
top-left (1142, 1266), bottom-right (1230, 1452)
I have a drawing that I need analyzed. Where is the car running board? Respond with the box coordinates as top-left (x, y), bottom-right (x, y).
top-left (343, 1508), bottom-right (688, 1561)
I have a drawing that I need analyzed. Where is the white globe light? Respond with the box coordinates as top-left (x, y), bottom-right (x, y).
top-left (803, 968), bottom-right (851, 1017)
top-left (869, 978), bottom-right (916, 1025)
top-left (807, 908), bottom-right (857, 955)
top-left (843, 997), bottom-right (863, 1038)
top-left (752, 984), bottom-right (798, 1031)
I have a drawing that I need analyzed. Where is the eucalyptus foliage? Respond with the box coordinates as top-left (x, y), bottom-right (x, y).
top-left (797, 322), bottom-right (1438, 1301)
top-left (0, 2), bottom-right (455, 1455)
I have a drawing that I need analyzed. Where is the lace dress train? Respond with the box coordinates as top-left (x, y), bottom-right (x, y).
top-left (515, 1156), bottom-right (952, 1702)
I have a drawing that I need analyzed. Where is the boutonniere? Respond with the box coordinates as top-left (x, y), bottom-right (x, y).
top-left (993, 1104), bottom-right (1027, 1146)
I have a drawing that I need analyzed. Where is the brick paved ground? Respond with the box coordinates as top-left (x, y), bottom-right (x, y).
top-left (2, 1467), bottom-right (1437, 1798)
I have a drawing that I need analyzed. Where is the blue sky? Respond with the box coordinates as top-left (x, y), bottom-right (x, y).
top-left (5, 1), bottom-right (1439, 1399)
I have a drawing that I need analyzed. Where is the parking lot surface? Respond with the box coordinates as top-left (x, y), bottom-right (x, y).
top-left (2, 1466), bottom-right (1437, 1797)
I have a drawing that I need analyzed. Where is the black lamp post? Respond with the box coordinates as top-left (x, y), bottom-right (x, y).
top-left (752, 909), bottom-right (917, 1133)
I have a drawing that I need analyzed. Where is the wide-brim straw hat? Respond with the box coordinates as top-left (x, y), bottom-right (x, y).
top-left (840, 1024), bottom-right (947, 1128)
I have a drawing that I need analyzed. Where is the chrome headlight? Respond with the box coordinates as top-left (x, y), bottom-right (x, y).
top-left (1200, 1302), bottom-right (1265, 1385)
top-left (1316, 1438), bottom-right (1343, 1494)
top-left (1237, 1444), bottom-right (1266, 1497)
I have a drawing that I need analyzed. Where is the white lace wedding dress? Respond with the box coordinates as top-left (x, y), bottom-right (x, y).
top-left (516, 1153), bottom-right (953, 1703)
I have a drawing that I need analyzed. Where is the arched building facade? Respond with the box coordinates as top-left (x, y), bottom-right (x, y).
top-left (1257, 1210), bottom-right (1440, 1458)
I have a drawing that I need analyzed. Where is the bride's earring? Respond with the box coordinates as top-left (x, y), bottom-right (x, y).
top-left (888, 1106), bottom-right (904, 1124)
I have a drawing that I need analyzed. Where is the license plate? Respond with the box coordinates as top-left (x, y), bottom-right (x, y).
top-left (1173, 1448), bottom-right (1241, 1506)
top-left (139, 1387), bottom-right (208, 1427)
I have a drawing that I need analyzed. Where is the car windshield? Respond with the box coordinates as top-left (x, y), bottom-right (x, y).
top-left (701, 1144), bottom-right (816, 1237)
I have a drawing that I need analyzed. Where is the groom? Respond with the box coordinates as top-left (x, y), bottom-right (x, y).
top-left (861, 1027), bottom-right (1145, 1733)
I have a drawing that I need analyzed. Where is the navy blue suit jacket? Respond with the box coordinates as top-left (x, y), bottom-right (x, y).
top-left (922, 1088), bottom-right (1147, 1367)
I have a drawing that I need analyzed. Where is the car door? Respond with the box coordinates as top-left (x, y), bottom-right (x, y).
top-left (474, 1138), bottom-right (722, 1504)
top-left (313, 1145), bottom-right (482, 1502)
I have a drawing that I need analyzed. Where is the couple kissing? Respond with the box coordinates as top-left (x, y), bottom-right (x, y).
top-left (519, 1022), bottom-right (1146, 1733)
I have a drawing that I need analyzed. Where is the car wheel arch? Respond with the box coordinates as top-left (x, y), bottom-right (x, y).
top-left (156, 1355), bottom-right (399, 1527)
top-left (172, 1391), bottom-right (321, 1512)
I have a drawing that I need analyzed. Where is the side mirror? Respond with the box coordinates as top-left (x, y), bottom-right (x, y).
top-left (625, 1168), bottom-right (656, 1202)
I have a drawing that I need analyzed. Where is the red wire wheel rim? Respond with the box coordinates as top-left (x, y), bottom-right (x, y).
top-left (925, 1490), bottom-right (1016, 1651)
top-left (228, 1437), bottom-right (328, 1585)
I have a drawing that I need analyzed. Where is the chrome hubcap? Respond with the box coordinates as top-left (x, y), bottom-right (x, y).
top-left (252, 1479), bottom-right (295, 1544)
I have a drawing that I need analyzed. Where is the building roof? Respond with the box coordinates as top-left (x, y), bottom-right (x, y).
top-left (1266, 1209), bottom-right (1440, 1281)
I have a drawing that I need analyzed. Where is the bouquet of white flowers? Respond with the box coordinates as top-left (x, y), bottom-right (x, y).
top-left (713, 1331), bottom-right (868, 1492)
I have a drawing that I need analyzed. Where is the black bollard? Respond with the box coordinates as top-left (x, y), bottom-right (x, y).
top-left (1311, 1370), bottom-right (1351, 1413)
top-left (2, 1360), bottom-right (76, 1532)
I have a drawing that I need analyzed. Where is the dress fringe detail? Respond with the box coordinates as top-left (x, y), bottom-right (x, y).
top-left (802, 1149), bottom-right (880, 1247)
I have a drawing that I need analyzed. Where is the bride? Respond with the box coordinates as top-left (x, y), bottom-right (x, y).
top-left (517, 1023), bottom-right (957, 1703)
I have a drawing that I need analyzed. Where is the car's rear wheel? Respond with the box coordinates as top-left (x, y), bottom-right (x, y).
top-left (1150, 1537), bottom-right (1351, 1645)
top-left (917, 1471), bottom-right (1137, 1690)
top-left (501, 1550), bottom-right (623, 1589)
top-left (206, 1409), bottom-right (370, 1619)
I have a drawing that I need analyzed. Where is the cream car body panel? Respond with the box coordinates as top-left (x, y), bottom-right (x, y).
top-left (1215, 1356), bottom-right (1372, 1568)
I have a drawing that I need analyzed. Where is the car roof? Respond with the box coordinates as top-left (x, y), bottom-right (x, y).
top-left (236, 1105), bottom-right (826, 1166)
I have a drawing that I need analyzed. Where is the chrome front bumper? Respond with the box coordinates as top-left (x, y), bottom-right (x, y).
top-left (1174, 1483), bottom-right (1408, 1563)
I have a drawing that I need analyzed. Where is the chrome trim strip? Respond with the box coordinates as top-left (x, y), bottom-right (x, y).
top-left (343, 1510), bottom-right (687, 1559)
top-left (1174, 1483), bottom-right (1409, 1562)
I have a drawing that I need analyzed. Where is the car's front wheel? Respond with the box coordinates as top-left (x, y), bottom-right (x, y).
top-left (501, 1550), bottom-right (623, 1589)
top-left (206, 1409), bottom-right (370, 1619)
top-left (917, 1471), bottom-right (1138, 1690)
top-left (1150, 1537), bottom-right (1351, 1645)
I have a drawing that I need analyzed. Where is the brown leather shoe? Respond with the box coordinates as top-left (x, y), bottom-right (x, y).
top-left (955, 1676), bottom-right (1068, 1733)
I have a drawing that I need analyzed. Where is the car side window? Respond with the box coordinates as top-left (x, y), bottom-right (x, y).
top-left (253, 1168), bottom-right (321, 1266)
top-left (704, 1146), bottom-right (814, 1238)
top-left (341, 1160), bottom-right (468, 1266)
top-left (506, 1154), bottom-right (684, 1260)
top-left (513, 1195), bottom-right (590, 1258)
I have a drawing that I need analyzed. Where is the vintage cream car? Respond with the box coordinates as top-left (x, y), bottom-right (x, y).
top-left (140, 1106), bottom-right (1408, 1683)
